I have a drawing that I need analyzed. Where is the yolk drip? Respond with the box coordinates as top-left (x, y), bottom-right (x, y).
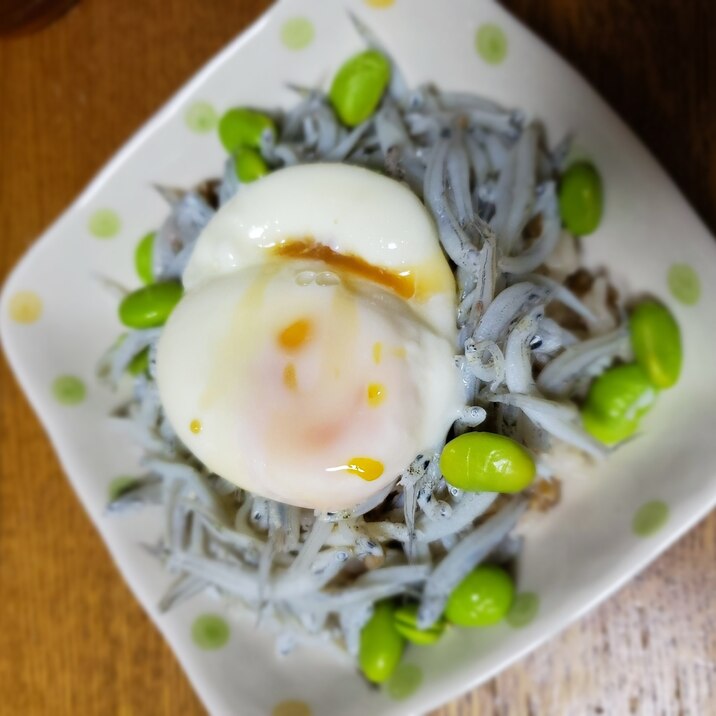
top-left (273, 239), bottom-right (415, 299)
top-left (283, 363), bottom-right (298, 390)
top-left (278, 318), bottom-right (312, 351)
top-left (367, 383), bottom-right (386, 407)
top-left (189, 419), bottom-right (202, 434)
top-left (344, 457), bottom-right (384, 482)
top-left (372, 342), bottom-right (382, 364)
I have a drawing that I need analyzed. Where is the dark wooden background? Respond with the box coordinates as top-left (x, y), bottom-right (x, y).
top-left (1, 1), bottom-right (714, 714)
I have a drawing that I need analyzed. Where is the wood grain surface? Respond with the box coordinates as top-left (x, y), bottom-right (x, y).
top-left (0, 1), bottom-right (714, 714)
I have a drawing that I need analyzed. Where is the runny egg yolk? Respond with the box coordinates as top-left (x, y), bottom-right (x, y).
top-left (278, 318), bottom-right (312, 351)
top-left (342, 457), bottom-right (385, 482)
top-left (367, 383), bottom-right (386, 407)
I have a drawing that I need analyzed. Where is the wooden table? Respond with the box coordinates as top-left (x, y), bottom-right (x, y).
top-left (1, 1), bottom-right (714, 714)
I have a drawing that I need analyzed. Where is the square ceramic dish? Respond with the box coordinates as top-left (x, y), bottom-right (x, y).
top-left (2, 1), bottom-right (716, 714)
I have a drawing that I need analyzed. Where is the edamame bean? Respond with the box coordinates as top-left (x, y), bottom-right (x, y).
top-left (234, 147), bottom-right (268, 183)
top-left (329, 50), bottom-right (391, 127)
top-left (358, 601), bottom-right (404, 683)
top-left (134, 231), bottom-right (155, 284)
top-left (218, 108), bottom-right (276, 153)
top-left (127, 348), bottom-right (149, 376)
top-left (394, 604), bottom-right (445, 645)
top-left (445, 564), bottom-right (515, 627)
top-left (558, 161), bottom-right (603, 236)
top-left (581, 363), bottom-right (657, 445)
top-left (629, 300), bottom-right (682, 388)
top-left (118, 281), bottom-right (183, 329)
top-left (440, 432), bottom-right (536, 493)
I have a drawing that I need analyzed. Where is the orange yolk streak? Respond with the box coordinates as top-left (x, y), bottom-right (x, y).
top-left (273, 239), bottom-right (415, 299)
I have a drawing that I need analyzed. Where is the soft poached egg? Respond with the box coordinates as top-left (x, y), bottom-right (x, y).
top-left (156, 163), bottom-right (463, 510)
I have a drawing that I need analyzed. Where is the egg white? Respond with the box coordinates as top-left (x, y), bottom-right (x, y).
top-left (157, 164), bottom-right (464, 510)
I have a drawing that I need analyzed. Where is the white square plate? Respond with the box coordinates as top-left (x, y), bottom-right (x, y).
top-left (2, 1), bottom-right (716, 714)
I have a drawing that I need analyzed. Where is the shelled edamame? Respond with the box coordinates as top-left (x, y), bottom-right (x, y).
top-left (119, 281), bottom-right (183, 329)
top-left (329, 49), bottom-right (391, 127)
top-left (558, 160), bottom-right (603, 236)
top-left (582, 300), bottom-right (682, 444)
top-left (134, 231), bottom-right (155, 284)
top-left (394, 605), bottom-right (446, 645)
top-left (358, 601), bottom-right (405, 684)
top-left (218, 107), bottom-right (276, 153)
top-left (233, 147), bottom-right (269, 183)
top-left (440, 432), bottom-right (536, 493)
top-left (629, 300), bottom-right (682, 388)
top-left (358, 566), bottom-right (516, 682)
top-left (445, 565), bottom-right (515, 627)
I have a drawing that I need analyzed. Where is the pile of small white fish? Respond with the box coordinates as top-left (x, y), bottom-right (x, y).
top-left (101, 20), bottom-right (631, 654)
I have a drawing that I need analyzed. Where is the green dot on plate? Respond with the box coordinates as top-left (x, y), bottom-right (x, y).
top-left (108, 476), bottom-right (139, 502)
top-left (506, 592), bottom-right (539, 628)
top-left (52, 375), bottom-right (86, 405)
top-left (387, 663), bottom-right (423, 700)
top-left (475, 23), bottom-right (508, 65)
top-left (281, 17), bottom-right (315, 51)
top-left (88, 209), bottom-right (121, 239)
top-left (185, 101), bottom-right (218, 134)
top-left (668, 263), bottom-right (700, 306)
top-left (191, 614), bottom-right (230, 650)
top-left (632, 500), bottom-right (669, 537)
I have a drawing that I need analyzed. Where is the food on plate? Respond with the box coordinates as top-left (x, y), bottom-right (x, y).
top-left (557, 160), bottom-right (603, 236)
top-left (157, 163), bottom-right (462, 509)
top-left (444, 564), bottom-right (515, 628)
top-left (99, 22), bottom-right (683, 686)
top-left (629, 300), bottom-right (682, 388)
top-left (581, 363), bottom-right (657, 444)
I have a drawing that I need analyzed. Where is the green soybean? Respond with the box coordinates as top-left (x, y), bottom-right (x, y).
top-left (394, 604), bottom-right (445, 645)
top-left (445, 564), bottom-right (515, 627)
top-left (358, 601), bottom-right (404, 683)
top-left (329, 50), bottom-right (391, 127)
top-left (234, 147), bottom-right (269, 183)
top-left (218, 108), bottom-right (276, 153)
top-left (629, 300), bottom-right (682, 389)
top-left (581, 363), bottom-right (657, 445)
top-left (558, 161), bottom-right (603, 236)
top-left (440, 432), bottom-right (536, 493)
top-left (134, 231), bottom-right (155, 284)
top-left (119, 281), bottom-right (183, 329)
top-left (127, 348), bottom-right (149, 376)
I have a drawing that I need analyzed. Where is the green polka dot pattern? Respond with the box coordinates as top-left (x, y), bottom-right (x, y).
top-left (88, 209), bottom-right (121, 239)
top-left (52, 375), bottom-right (86, 405)
top-left (280, 17), bottom-right (315, 51)
top-left (185, 101), bottom-right (218, 133)
top-left (387, 663), bottom-right (423, 700)
top-left (475, 24), bottom-right (508, 65)
top-left (632, 500), bottom-right (669, 537)
top-left (191, 614), bottom-right (230, 650)
top-left (667, 264), bottom-right (700, 305)
top-left (506, 592), bottom-right (539, 628)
